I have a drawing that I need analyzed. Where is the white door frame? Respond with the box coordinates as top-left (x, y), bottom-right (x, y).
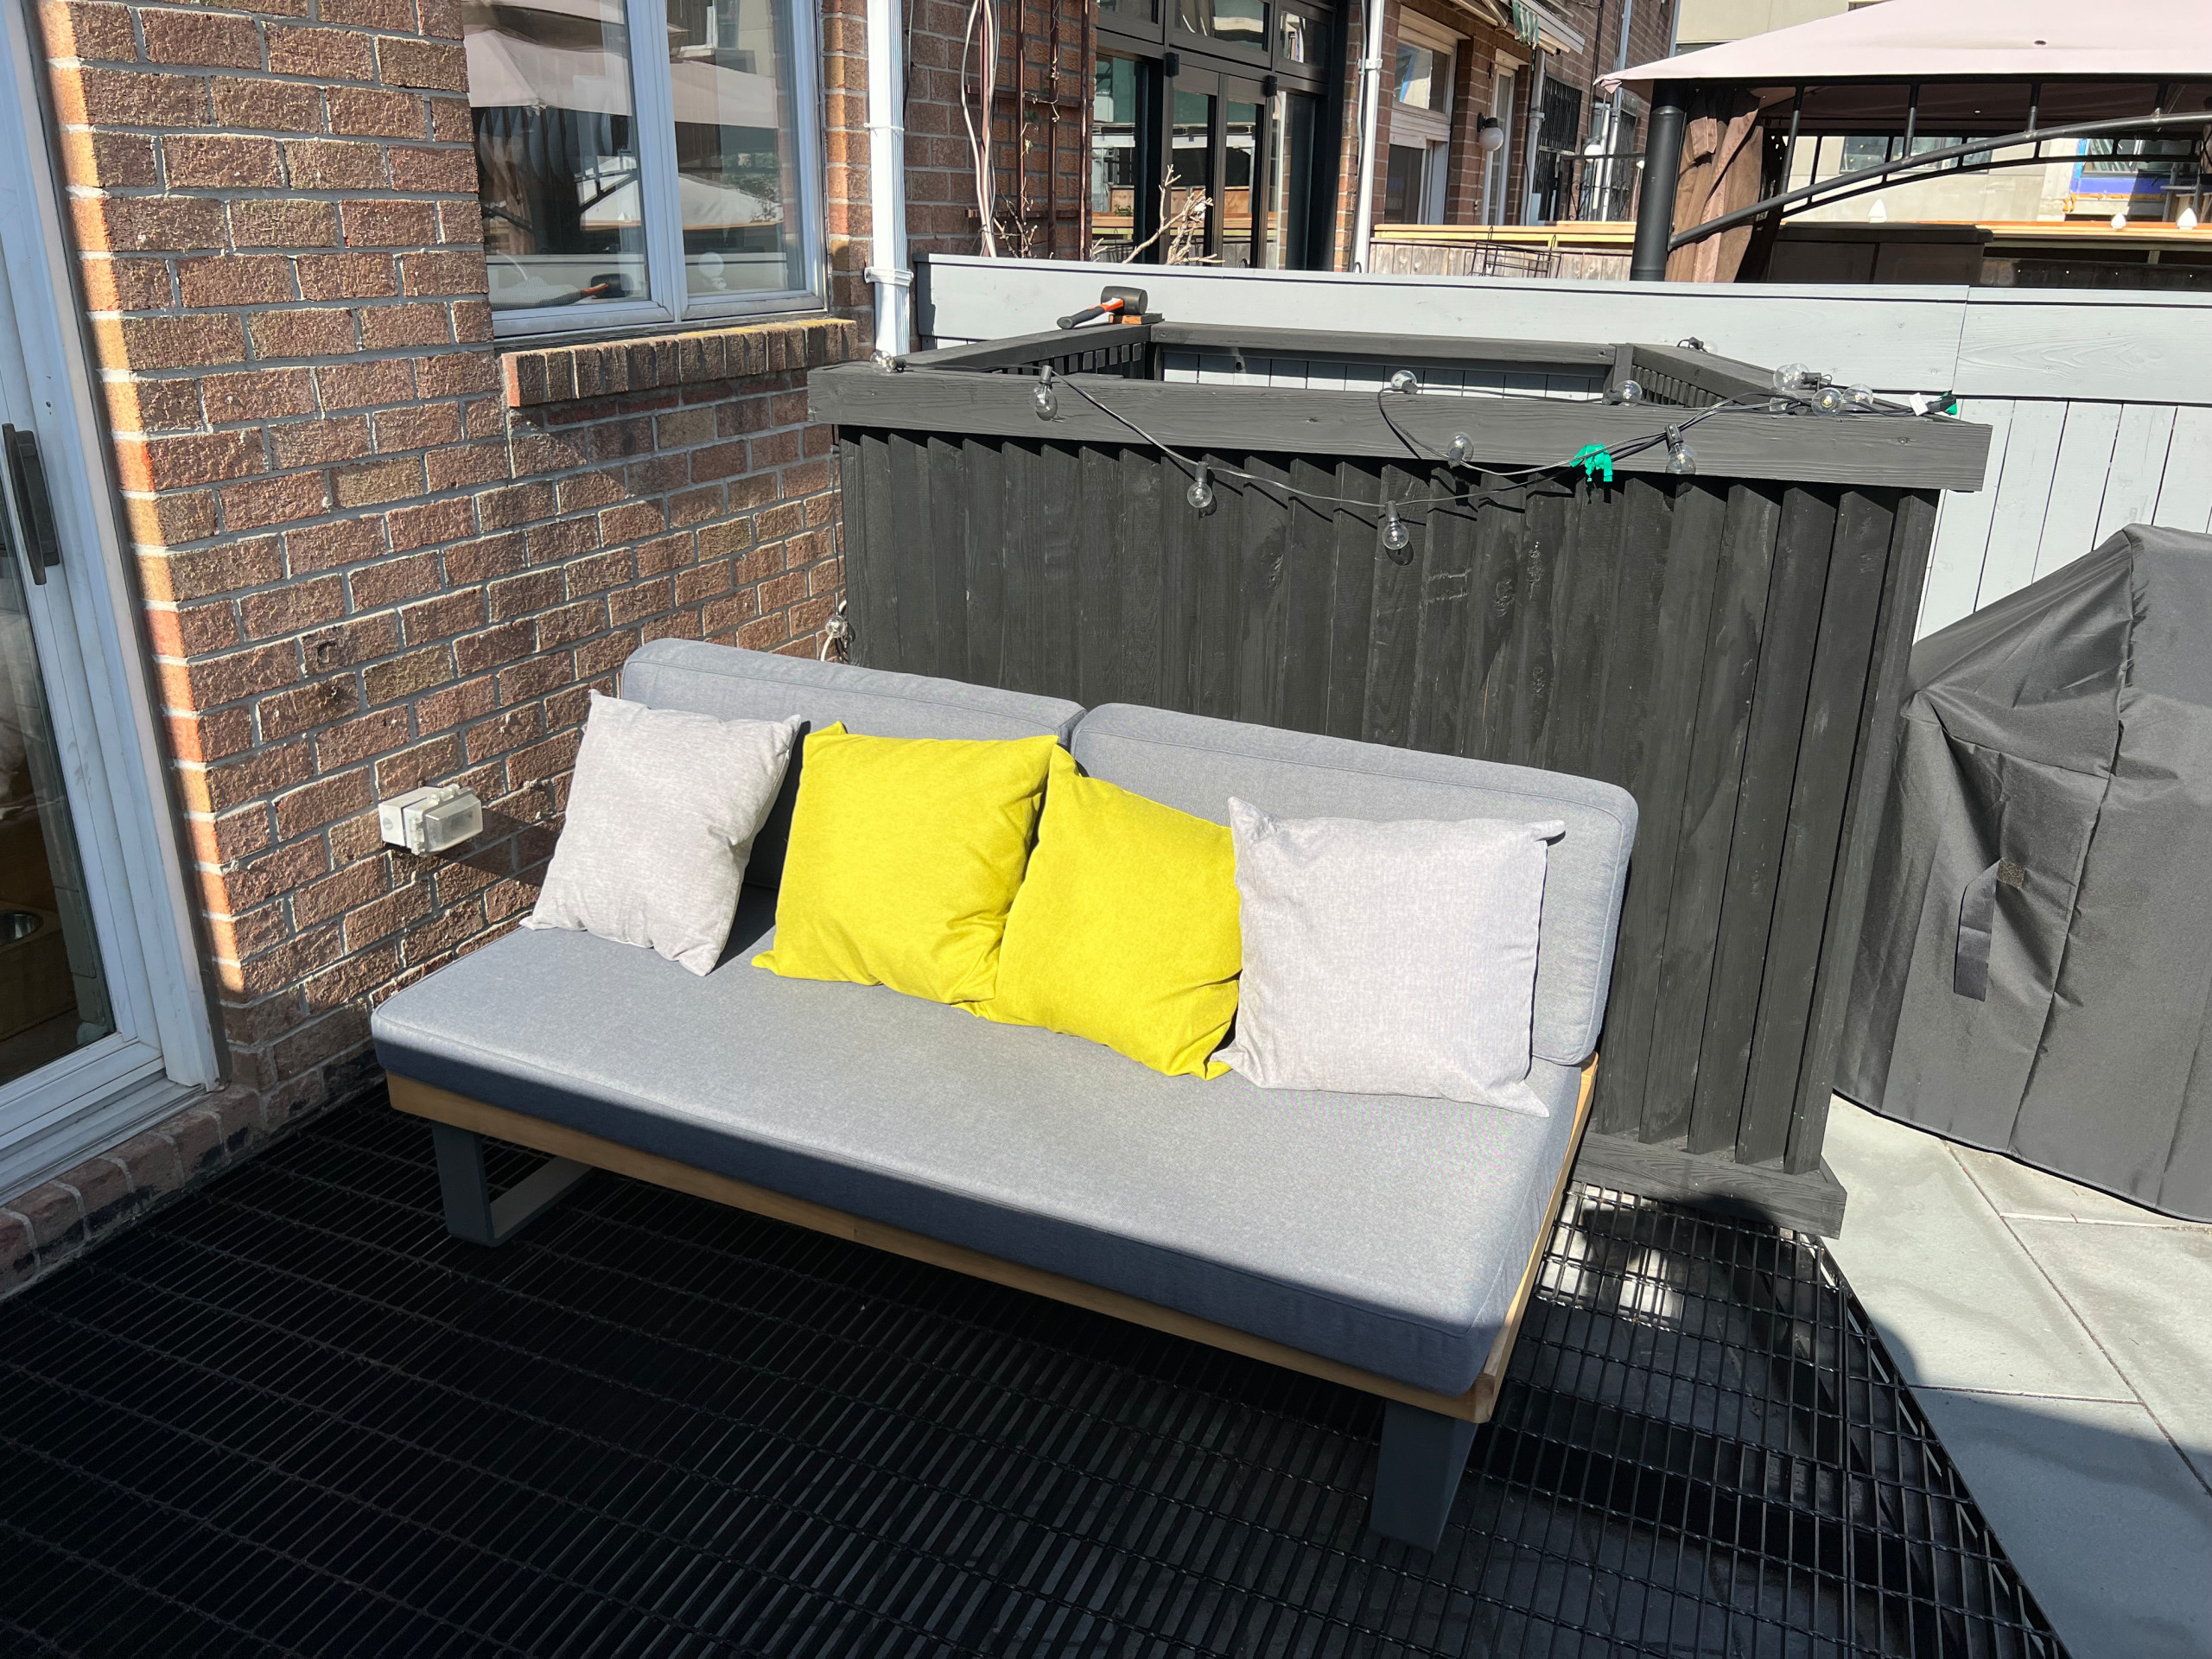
top-left (0, 0), bottom-right (219, 1196)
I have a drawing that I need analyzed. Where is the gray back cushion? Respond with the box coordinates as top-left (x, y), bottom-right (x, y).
top-left (620, 641), bottom-right (1083, 888)
top-left (1071, 704), bottom-right (1637, 1066)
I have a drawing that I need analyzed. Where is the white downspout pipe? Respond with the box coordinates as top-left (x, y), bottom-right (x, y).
top-left (864, 0), bottom-right (912, 358)
top-left (1349, 0), bottom-right (1387, 271)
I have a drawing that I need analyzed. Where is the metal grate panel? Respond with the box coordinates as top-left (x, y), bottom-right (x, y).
top-left (0, 1096), bottom-right (2063, 1658)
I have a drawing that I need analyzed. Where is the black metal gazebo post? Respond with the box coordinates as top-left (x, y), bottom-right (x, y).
top-left (1631, 79), bottom-right (1688, 281)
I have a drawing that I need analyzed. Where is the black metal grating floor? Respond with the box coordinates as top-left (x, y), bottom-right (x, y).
top-left (0, 1094), bottom-right (2063, 1658)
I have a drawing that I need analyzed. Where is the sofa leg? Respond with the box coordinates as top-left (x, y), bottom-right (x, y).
top-left (430, 1122), bottom-right (594, 1246)
top-left (1370, 1399), bottom-right (1480, 1551)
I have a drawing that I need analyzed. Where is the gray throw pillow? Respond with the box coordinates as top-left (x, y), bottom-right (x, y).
top-left (524, 691), bottom-right (800, 975)
top-left (1217, 798), bottom-right (1564, 1114)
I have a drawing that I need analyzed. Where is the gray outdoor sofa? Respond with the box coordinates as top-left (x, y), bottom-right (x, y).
top-left (370, 639), bottom-right (1637, 1549)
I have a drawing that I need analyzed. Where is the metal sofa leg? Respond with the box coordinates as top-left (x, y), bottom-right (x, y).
top-left (1370, 1399), bottom-right (1480, 1550)
top-left (430, 1122), bottom-right (594, 1246)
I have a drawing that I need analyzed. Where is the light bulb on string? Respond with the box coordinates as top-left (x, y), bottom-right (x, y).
top-left (1186, 466), bottom-right (1215, 512)
top-left (1032, 378), bottom-right (1058, 420)
top-left (1388, 369), bottom-right (1420, 394)
top-left (1445, 432), bottom-right (1476, 467)
top-left (2180, 206), bottom-right (2201, 232)
top-left (1605, 378), bottom-right (1644, 405)
top-left (1813, 384), bottom-right (1849, 414)
top-left (1664, 427), bottom-right (1698, 476)
top-left (2111, 211), bottom-right (2129, 231)
top-left (1772, 362), bottom-right (1812, 392)
top-left (1381, 505), bottom-right (1413, 556)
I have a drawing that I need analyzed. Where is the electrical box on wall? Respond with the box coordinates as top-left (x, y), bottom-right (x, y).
top-left (379, 785), bottom-right (482, 855)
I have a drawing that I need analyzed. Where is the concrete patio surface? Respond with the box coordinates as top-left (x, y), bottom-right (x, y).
top-left (1822, 1099), bottom-right (2212, 1659)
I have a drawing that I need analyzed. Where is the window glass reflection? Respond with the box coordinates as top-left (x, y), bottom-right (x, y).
top-left (670, 0), bottom-right (810, 299)
top-left (1179, 0), bottom-right (1267, 48)
top-left (1220, 99), bottom-right (1259, 266)
top-left (1278, 10), bottom-right (1323, 65)
top-left (1168, 90), bottom-right (1215, 258)
top-left (1093, 56), bottom-right (1142, 260)
top-left (469, 0), bottom-right (650, 311)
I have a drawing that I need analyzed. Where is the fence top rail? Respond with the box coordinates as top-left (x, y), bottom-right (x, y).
top-left (813, 362), bottom-right (1992, 492)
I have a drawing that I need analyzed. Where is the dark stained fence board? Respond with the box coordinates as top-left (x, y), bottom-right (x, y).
top-left (1783, 489), bottom-right (1939, 1175)
top-left (834, 420), bottom-right (1942, 1205)
top-left (1643, 483), bottom-right (1785, 1147)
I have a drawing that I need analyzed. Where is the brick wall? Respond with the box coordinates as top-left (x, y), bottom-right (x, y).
top-left (9, 0), bottom-right (860, 1295)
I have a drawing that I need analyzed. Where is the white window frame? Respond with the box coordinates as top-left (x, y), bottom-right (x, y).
top-left (0, 6), bottom-right (220, 1194)
top-left (487, 0), bottom-right (829, 340)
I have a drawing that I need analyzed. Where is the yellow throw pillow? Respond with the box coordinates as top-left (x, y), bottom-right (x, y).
top-left (981, 750), bottom-right (1241, 1077)
top-left (753, 725), bottom-right (1058, 1005)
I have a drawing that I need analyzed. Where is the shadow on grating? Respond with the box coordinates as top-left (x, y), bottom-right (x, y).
top-left (0, 1093), bottom-right (2065, 1659)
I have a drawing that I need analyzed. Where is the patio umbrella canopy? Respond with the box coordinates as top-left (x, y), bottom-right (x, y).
top-left (1839, 525), bottom-right (2212, 1224)
top-left (1608, 0), bottom-right (2212, 121)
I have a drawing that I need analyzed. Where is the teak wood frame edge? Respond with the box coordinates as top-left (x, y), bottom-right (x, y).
top-left (389, 1057), bottom-right (1598, 1426)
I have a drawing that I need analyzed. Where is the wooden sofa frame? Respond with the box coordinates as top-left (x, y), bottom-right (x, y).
top-left (391, 1056), bottom-right (1595, 1551)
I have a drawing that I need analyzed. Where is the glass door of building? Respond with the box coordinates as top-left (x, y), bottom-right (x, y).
top-left (0, 19), bottom-right (215, 1193)
top-left (1163, 67), bottom-right (1268, 266)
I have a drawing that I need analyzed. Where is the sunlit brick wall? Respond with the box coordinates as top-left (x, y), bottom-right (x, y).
top-left (7, 0), bottom-right (861, 1287)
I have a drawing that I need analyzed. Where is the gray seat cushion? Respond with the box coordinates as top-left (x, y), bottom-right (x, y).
top-left (1070, 705), bottom-right (1637, 1067)
top-left (373, 903), bottom-right (1586, 1396)
top-left (620, 640), bottom-right (1083, 887)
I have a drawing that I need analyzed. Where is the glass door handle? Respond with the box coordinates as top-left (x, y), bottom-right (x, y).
top-left (2, 423), bottom-right (61, 585)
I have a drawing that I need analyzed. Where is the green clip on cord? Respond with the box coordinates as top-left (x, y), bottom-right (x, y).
top-left (1572, 444), bottom-right (1615, 485)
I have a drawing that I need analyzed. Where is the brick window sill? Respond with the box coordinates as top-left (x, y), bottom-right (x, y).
top-left (499, 316), bottom-right (863, 409)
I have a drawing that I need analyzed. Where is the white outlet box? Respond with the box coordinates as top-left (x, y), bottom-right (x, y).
top-left (378, 785), bottom-right (482, 855)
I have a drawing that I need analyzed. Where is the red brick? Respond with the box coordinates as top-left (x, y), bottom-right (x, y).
top-left (179, 254), bottom-right (294, 308)
top-left (327, 84), bottom-right (423, 137)
top-left (313, 706), bottom-right (411, 768)
top-left (145, 600), bottom-right (240, 658)
top-left (413, 350), bottom-right (499, 397)
top-left (397, 248), bottom-right (485, 296)
top-left (270, 415), bottom-right (371, 468)
top-left (265, 23), bottom-right (372, 79)
top-left (74, 194), bottom-right (226, 254)
top-left (424, 442), bottom-right (504, 491)
top-left (94, 312), bottom-right (246, 371)
top-left (257, 676), bottom-right (360, 740)
top-left (291, 860), bottom-right (389, 930)
top-left (283, 138), bottom-right (388, 189)
top-left (211, 75), bottom-right (324, 131)
top-left (164, 639), bottom-right (300, 709)
top-left (362, 645), bottom-right (450, 704)
top-left (41, 0), bottom-right (137, 61)
top-left (141, 7), bottom-right (262, 67)
top-left (371, 403), bottom-right (461, 452)
top-left (284, 515), bottom-right (385, 573)
top-left (340, 198), bottom-right (437, 248)
top-left (357, 302), bottom-right (449, 349)
top-left (316, 358), bottom-right (415, 410)
top-left (79, 254), bottom-right (174, 313)
top-left (273, 769), bottom-right (374, 839)
top-left (163, 133), bottom-right (283, 187)
top-left (239, 573), bottom-right (343, 639)
top-left (116, 429), bottom-right (263, 493)
top-left (386, 144), bottom-right (474, 193)
top-left (140, 537), bottom-right (284, 602)
top-left (332, 454), bottom-right (423, 507)
top-left (320, 0), bottom-right (415, 27)
top-left (230, 197), bottom-right (341, 247)
top-left (60, 128), bottom-right (160, 188)
top-left (385, 496), bottom-right (474, 550)
top-left (376, 36), bottom-right (467, 90)
top-left (346, 549), bottom-right (441, 608)
top-left (248, 308), bottom-right (356, 359)
top-left (400, 588), bottom-right (482, 642)
top-left (220, 470), bottom-right (333, 531)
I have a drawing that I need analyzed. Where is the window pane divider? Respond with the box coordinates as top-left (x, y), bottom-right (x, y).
top-left (630, 0), bottom-right (690, 327)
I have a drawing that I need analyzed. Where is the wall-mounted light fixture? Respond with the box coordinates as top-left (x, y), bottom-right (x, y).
top-left (1476, 117), bottom-right (1507, 153)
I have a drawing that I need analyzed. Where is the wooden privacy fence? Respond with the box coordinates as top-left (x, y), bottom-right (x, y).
top-left (815, 330), bottom-right (1987, 1230)
top-left (915, 258), bottom-right (2212, 639)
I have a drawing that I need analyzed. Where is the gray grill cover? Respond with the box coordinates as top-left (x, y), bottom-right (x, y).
top-left (1837, 525), bottom-right (2212, 1222)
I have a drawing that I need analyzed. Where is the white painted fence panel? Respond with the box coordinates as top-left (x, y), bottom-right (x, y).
top-left (916, 257), bottom-right (2212, 636)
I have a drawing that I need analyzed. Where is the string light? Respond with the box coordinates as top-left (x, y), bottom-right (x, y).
top-left (1186, 465), bottom-right (1215, 512)
top-left (1772, 363), bottom-right (1815, 391)
top-left (1382, 505), bottom-right (1412, 555)
top-left (2180, 206), bottom-right (2201, 232)
top-left (1665, 427), bottom-right (1698, 475)
top-left (1445, 432), bottom-right (1476, 467)
top-left (1813, 384), bottom-right (1849, 415)
top-left (1033, 377), bottom-right (1058, 420)
top-left (1388, 369), bottom-right (1419, 393)
top-left (1606, 378), bottom-right (1645, 405)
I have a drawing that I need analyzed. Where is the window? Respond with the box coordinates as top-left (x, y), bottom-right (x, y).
top-left (1091, 54), bottom-right (1151, 261)
top-left (1178, 0), bottom-right (1268, 49)
top-left (469, 0), bottom-right (824, 336)
top-left (1392, 41), bottom-right (1448, 113)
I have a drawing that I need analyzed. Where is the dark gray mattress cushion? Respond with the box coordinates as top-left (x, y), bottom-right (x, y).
top-left (1070, 704), bottom-right (1637, 1068)
top-left (373, 904), bottom-right (1586, 1396)
top-left (619, 640), bottom-right (1084, 888)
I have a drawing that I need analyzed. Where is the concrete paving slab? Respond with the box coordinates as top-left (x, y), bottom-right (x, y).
top-left (1953, 1144), bottom-right (2196, 1227)
top-left (2010, 1217), bottom-right (2212, 1494)
top-left (1910, 1389), bottom-right (2212, 1659)
top-left (1824, 1103), bottom-right (2132, 1400)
